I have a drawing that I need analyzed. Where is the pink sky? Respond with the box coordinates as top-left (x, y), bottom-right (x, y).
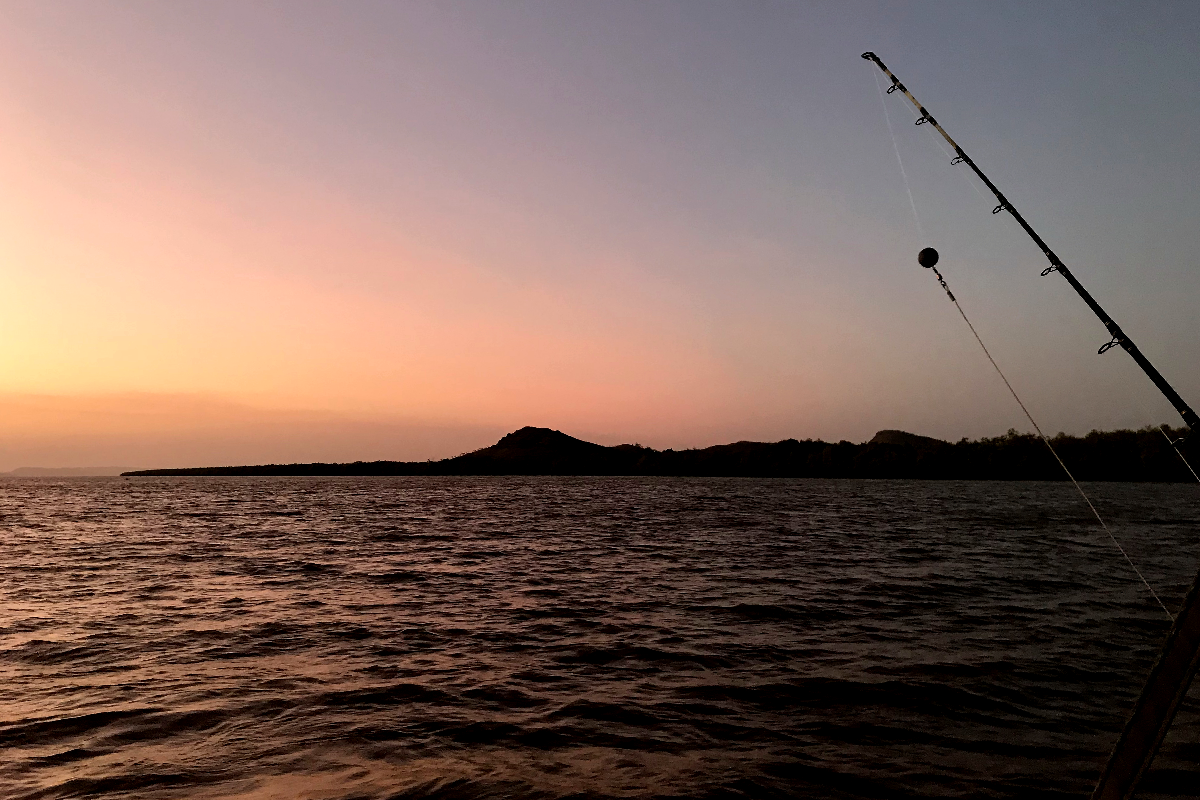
top-left (1, 2), bottom-right (1196, 469)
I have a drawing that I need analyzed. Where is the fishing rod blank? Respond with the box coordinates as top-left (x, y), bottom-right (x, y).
top-left (861, 51), bottom-right (1199, 434)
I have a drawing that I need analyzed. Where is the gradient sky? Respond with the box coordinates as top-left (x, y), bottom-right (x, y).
top-left (1, 1), bottom-right (1198, 469)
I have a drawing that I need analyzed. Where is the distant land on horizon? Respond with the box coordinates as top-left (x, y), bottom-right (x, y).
top-left (2, 466), bottom-right (128, 477)
top-left (123, 425), bottom-right (1198, 482)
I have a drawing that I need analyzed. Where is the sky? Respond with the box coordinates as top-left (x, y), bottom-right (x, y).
top-left (0, 1), bottom-right (1198, 469)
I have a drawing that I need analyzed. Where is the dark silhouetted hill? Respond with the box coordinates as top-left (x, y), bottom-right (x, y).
top-left (123, 425), bottom-right (1199, 481)
top-left (869, 430), bottom-right (945, 449)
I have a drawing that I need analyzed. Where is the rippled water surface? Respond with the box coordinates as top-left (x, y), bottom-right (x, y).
top-left (3, 477), bottom-right (1200, 799)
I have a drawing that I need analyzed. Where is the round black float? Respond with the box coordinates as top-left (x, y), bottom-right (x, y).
top-left (917, 247), bottom-right (939, 268)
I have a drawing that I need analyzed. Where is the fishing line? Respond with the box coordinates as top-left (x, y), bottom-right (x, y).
top-left (872, 65), bottom-right (924, 241)
top-left (925, 263), bottom-right (1173, 620)
top-left (868, 72), bottom-right (1172, 619)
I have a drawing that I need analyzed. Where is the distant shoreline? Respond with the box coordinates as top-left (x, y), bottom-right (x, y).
top-left (123, 425), bottom-right (1198, 482)
top-left (2, 467), bottom-right (127, 477)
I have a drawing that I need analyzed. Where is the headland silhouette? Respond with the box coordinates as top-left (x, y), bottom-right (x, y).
top-left (124, 425), bottom-right (1196, 481)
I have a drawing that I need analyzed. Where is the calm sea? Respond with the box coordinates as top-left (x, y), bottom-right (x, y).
top-left (2, 477), bottom-right (1199, 799)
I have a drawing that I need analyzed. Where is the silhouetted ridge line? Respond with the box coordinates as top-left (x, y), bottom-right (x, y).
top-left (122, 425), bottom-right (1198, 481)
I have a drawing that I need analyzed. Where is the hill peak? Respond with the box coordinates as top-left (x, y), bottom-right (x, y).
top-left (868, 430), bottom-right (946, 448)
top-left (490, 426), bottom-right (604, 452)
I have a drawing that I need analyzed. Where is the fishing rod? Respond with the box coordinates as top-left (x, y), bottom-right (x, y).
top-left (861, 51), bottom-right (1199, 434)
top-left (861, 52), bottom-right (1200, 800)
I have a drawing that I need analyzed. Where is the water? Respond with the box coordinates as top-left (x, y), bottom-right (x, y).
top-left (2, 477), bottom-right (1199, 800)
